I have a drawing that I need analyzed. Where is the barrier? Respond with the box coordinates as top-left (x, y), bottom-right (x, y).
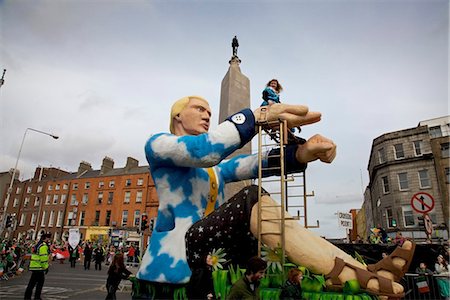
top-left (403, 273), bottom-right (449, 300)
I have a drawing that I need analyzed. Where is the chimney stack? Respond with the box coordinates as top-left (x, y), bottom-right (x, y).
top-left (100, 156), bottom-right (114, 174)
top-left (125, 157), bottom-right (139, 172)
top-left (78, 161), bottom-right (92, 175)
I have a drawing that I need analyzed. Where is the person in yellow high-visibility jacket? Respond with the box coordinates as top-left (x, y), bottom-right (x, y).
top-left (25, 232), bottom-right (51, 300)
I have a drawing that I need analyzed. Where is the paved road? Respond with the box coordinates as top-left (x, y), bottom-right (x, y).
top-left (0, 259), bottom-right (138, 300)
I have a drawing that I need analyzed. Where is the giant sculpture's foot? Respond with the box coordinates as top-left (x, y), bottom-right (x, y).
top-left (325, 257), bottom-right (404, 298)
top-left (367, 240), bottom-right (416, 282)
top-left (325, 240), bottom-right (415, 298)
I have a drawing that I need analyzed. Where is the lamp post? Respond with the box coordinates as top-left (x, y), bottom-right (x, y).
top-left (1, 127), bottom-right (59, 237)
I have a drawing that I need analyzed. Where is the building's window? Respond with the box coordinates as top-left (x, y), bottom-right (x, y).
top-left (134, 210), bottom-right (140, 226)
top-left (137, 178), bottom-right (143, 186)
top-left (73, 183), bottom-right (78, 190)
top-left (109, 180), bottom-right (115, 188)
top-left (398, 172), bottom-right (409, 190)
top-left (27, 186), bottom-right (32, 193)
top-left (85, 182), bottom-right (91, 189)
top-left (125, 179), bottom-right (132, 187)
top-left (48, 210), bottom-right (55, 227)
top-left (55, 184), bottom-right (60, 191)
top-left (19, 213), bottom-right (26, 226)
top-left (124, 191), bottom-right (131, 204)
top-left (430, 126), bottom-right (442, 138)
top-left (30, 213), bottom-right (37, 226)
top-left (67, 212), bottom-right (74, 226)
top-left (79, 211), bottom-right (85, 226)
top-left (121, 210), bottom-right (128, 227)
top-left (16, 187), bottom-right (21, 194)
top-left (48, 185), bottom-right (53, 191)
top-left (97, 192), bottom-right (103, 204)
top-left (34, 197), bottom-right (40, 207)
top-left (37, 185), bottom-right (43, 193)
top-left (418, 170), bottom-right (431, 188)
top-left (13, 198), bottom-right (19, 207)
top-left (441, 143), bottom-right (450, 158)
top-left (63, 183), bottom-right (68, 190)
top-left (108, 192), bottom-right (114, 204)
top-left (446, 168), bottom-right (450, 184)
top-left (95, 211), bottom-right (100, 225)
top-left (386, 208), bottom-right (394, 228)
top-left (24, 197), bottom-right (30, 207)
top-left (378, 148), bottom-right (387, 164)
top-left (41, 211), bottom-right (46, 226)
top-left (82, 193), bottom-right (88, 205)
top-left (381, 176), bottom-right (390, 194)
top-left (45, 195), bottom-right (51, 205)
top-left (70, 194), bottom-right (77, 205)
top-left (413, 140), bottom-right (423, 156)
top-left (136, 191), bottom-right (143, 203)
top-left (99, 181), bottom-right (104, 188)
top-left (61, 194), bottom-right (67, 204)
top-left (394, 144), bottom-right (405, 159)
top-left (53, 195), bottom-right (59, 204)
top-left (402, 206), bottom-right (415, 227)
top-left (56, 211), bottom-right (63, 227)
top-left (105, 210), bottom-right (111, 226)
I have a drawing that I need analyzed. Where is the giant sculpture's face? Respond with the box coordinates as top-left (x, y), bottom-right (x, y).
top-left (176, 98), bottom-right (211, 136)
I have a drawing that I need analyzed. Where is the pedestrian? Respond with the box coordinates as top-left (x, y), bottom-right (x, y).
top-left (84, 242), bottom-right (93, 270)
top-left (187, 254), bottom-right (215, 300)
top-left (127, 244), bottom-right (135, 265)
top-left (105, 253), bottom-right (133, 300)
top-left (24, 233), bottom-right (51, 300)
top-left (68, 244), bottom-right (79, 268)
top-left (280, 268), bottom-right (303, 300)
top-left (94, 244), bottom-right (105, 271)
top-left (227, 256), bottom-right (267, 299)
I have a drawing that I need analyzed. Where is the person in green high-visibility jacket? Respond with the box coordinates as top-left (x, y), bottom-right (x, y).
top-left (25, 232), bottom-right (51, 300)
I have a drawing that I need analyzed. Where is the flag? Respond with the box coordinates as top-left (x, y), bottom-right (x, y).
top-left (416, 276), bottom-right (430, 293)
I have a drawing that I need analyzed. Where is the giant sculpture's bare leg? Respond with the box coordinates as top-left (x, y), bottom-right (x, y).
top-left (250, 195), bottom-right (413, 296)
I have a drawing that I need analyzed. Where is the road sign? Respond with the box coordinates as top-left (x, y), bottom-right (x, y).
top-left (424, 213), bottom-right (433, 235)
top-left (410, 192), bottom-right (435, 214)
top-left (337, 212), bottom-right (353, 229)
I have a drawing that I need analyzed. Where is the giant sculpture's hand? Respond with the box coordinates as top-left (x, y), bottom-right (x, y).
top-left (295, 134), bottom-right (337, 164)
top-left (253, 103), bottom-right (321, 128)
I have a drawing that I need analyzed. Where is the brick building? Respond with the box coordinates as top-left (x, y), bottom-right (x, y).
top-left (0, 156), bottom-right (158, 249)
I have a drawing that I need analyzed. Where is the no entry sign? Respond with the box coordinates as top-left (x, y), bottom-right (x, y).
top-left (410, 192), bottom-right (435, 214)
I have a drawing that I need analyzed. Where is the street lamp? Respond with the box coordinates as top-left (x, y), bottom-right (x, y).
top-left (1, 128), bottom-right (59, 236)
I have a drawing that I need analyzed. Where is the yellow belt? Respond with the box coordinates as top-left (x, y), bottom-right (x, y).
top-left (204, 167), bottom-right (218, 216)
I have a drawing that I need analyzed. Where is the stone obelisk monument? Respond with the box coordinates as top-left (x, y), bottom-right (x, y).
top-left (219, 36), bottom-right (252, 199)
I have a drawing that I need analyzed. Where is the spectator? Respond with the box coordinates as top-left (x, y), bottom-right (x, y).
top-left (393, 232), bottom-right (406, 246)
top-left (187, 254), bottom-right (215, 300)
top-left (227, 256), bottom-right (267, 299)
top-left (84, 242), bottom-right (93, 270)
top-left (435, 254), bottom-right (450, 299)
top-left (280, 268), bottom-right (303, 300)
top-left (415, 262), bottom-right (433, 275)
top-left (94, 244), bottom-right (105, 271)
top-left (105, 253), bottom-right (133, 300)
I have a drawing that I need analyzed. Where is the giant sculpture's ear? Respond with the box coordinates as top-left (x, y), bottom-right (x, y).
top-left (174, 114), bottom-right (181, 121)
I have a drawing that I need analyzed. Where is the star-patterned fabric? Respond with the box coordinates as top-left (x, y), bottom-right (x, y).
top-left (136, 108), bottom-right (306, 284)
top-left (186, 185), bottom-right (260, 270)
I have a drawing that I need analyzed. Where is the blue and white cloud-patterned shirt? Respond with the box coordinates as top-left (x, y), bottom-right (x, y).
top-left (136, 109), bottom-right (305, 284)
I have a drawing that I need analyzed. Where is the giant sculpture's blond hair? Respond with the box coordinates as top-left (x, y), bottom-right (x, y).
top-left (169, 95), bottom-right (209, 134)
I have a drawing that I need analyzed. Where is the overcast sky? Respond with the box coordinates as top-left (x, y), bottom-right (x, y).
top-left (1, 0), bottom-right (448, 238)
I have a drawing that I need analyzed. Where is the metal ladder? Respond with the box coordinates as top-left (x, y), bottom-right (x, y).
top-left (256, 119), bottom-right (319, 266)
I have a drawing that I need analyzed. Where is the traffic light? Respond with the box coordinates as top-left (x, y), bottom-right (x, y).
top-left (5, 216), bottom-right (12, 228)
top-left (141, 214), bottom-right (149, 231)
top-left (150, 219), bottom-right (155, 231)
top-left (392, 219), bottom-right (397, 227)
top-left (418, 215), bottom-right (425, 228)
